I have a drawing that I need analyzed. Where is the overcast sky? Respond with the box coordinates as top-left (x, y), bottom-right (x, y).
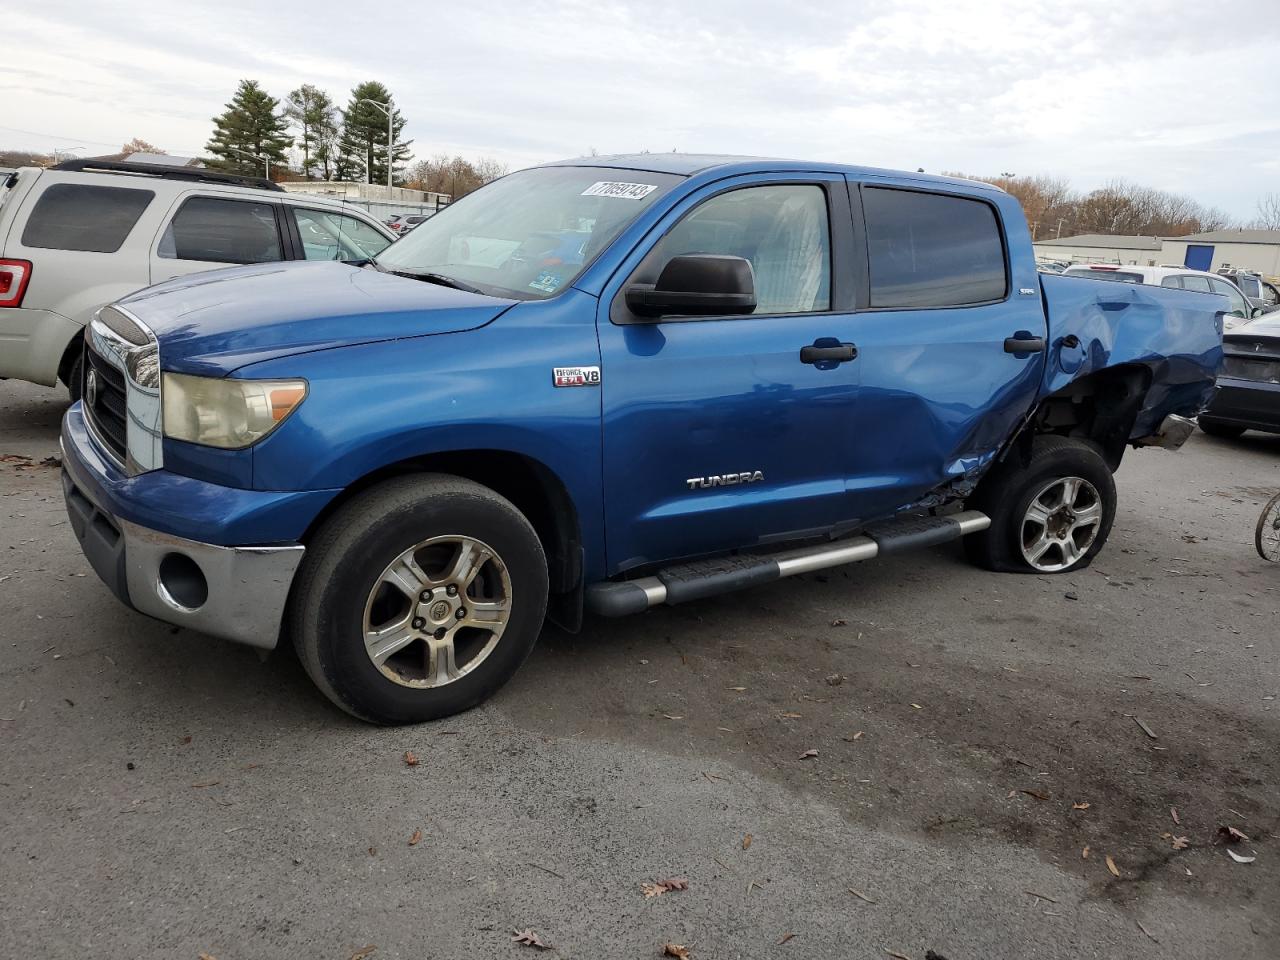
top-left (3, 0), bottom-right (1277, 221)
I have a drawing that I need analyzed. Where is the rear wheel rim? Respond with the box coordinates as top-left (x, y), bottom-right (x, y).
top-left (1020, 476), bottom-right (1102, 572)
top-left (1256, 493), bottom-right (1280, 563)
top-left (362, 535), bottom-right (512, 689)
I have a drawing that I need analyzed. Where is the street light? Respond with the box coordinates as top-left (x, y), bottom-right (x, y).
top-left (227, 146), bottom-right (269, 179)
top-left (358, 98), bottom-right (394, 196)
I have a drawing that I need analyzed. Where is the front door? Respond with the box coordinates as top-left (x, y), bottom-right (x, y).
top-left (597, 175), bottom-right (860, 573)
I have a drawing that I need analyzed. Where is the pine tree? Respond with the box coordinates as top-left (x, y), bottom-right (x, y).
top-left (284, 84), bottom-right (337, 181)
top-left (338, 81), bottom-right (412, 187)
top-left (205, 80), bottom-right (291, 178)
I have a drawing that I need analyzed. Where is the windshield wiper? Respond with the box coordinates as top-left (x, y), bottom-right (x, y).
top-left (392, 270), bottom-right (483, 295)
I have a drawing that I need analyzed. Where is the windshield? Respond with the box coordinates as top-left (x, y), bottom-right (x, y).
top-left (375, 166), bottom-right (682, 299)
top-left (1064, 267), bottom-right (1143, 284)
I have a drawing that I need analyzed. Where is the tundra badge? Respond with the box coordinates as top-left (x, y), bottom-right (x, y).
top-left (686, 471), bottom-right (764, 490)
top-left (553, 366), bottom-right (601, 387)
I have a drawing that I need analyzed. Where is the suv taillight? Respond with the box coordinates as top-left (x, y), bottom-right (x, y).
top-left (0, 259), bottom-right (32, 308)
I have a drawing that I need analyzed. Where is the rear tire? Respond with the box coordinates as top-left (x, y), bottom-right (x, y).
top-left (64, 350), bottom-right (84, 403)
top-left (964, 436), bottom-right (1116, 574)
top-left (1198, 418), bottom-right (1246, 440)
top-left (290, 474), bottom-right (548, 724)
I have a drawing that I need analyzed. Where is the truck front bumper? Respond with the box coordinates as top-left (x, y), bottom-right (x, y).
top-left (61, 409), bottom-right (307, 650)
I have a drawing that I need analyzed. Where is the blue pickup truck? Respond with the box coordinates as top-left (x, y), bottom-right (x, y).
top-left (60, 154), bottom-right (1222, 723)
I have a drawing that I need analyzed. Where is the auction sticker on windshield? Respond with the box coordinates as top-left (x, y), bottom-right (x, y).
top-left (581, 181), bottom-right (658, 200)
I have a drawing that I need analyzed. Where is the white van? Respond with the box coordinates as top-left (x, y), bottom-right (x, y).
top-left (0, 159), bottom-right (396, 397)
top-left (1062, 263), bottom-right (1261, 329)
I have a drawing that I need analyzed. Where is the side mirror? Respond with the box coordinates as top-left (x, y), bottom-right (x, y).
top-left (625, 254), bottom-right (756, 319)
top-left (1252, 307), bottom-right (1266, 319)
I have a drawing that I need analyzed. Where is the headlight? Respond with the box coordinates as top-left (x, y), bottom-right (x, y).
top-left (162, 372), bottom-right (307, 449)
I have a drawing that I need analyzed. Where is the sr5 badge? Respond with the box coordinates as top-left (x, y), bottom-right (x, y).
top-left (553, 366), bottom-right (602, 387)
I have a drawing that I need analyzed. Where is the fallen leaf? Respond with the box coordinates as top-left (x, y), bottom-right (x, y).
top-left (511, 929), bottom-right (550, 950)
top-left (848, 887), bottom-right (876, 903)
top-left (910, 703), bottom-right (923, 710)
top-left (349, 947), bottom-right (376, 960)
top-left (199, 954), bottom-right (218, 960)
top-left (779, 933), bottom-right (796, 945)
top-left (408, 829), bottom-right (422, 846)
top-left (1071, 801), bottom-right (1090, 810)
top-left (642, 877), bottom-right (690, 897)
top-left (825, 673), bottom-right (845, 685)
top-left (843, 731), bottom-right (864, 742)
top-left (1020, 790), bottom-right (1050, 802)
top-left (403, 751), bottom-right (420, 766)
top-left (1227, 849), bottom-right (1256, 864)
top-left (1082, 846), bottom-right (1090, 859)
top-left (663, 944), bottom-right (690, 959)
top-left (1218, 826), bottom-right (1250, 844)
top-left (779, 712), bottom-right (802, 719)
top-left (1132, 716), bottom-right (1158, 740)
top-left (1170, 807), bottom-right (1180, 825)
top-left (368, 846), bottom-right (376, 856)
top-left (831, 618), bottom-right (847, 626)
top-left (1171, 836), bottom-right (1190, 850)
top-left (728, 686), bottom-right (746, 692)
top-left (886, 952), bottom-right (913, 960)
top-left (742, 834), bottom-right (752, 850)
top-left (180, 735), bottom-right (192, 745)
top-left (662, 714), bottom-right (684, 720)
top-left (799, 749), bottom-right (818, 760)
top-left (1106, 855), bottom-right (1121, 878)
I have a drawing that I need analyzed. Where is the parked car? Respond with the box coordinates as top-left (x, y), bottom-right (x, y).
top-left (0, 158), bottom-right (396, 398)
top-left (386, 213), bottom-right (434, 235)
top-left (1199, 311), bottom-right (1280, 438)
top-left (59, 154), bottom-right (1220, 724)
top-left (1035, 259), bottom-right (1068, 274)
top-left (1062, 264), bottom-right (1262, 329)
top-left (1217, 268), bottom-right (1280, 314)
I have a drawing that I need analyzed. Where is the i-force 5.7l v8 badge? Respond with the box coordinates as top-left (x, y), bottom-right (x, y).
top-left (553, 366), bottom-right (602, 387)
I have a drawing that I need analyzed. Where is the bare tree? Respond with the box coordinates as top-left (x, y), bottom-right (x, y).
top-left (1252, 194), bottom-right (1280, 231)
top-left (121, 137), bottom-right (165, 155)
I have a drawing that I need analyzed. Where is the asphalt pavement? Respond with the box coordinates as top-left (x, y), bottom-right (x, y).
top-left (1, 376), bottom-right (1276, 960)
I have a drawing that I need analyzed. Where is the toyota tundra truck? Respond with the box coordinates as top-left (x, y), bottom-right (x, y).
top-left (59, 154), bottom-right (1223, 724)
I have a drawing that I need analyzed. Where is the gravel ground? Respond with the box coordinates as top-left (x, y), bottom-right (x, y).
top-left (1, 377), bottom-right (1277, 960)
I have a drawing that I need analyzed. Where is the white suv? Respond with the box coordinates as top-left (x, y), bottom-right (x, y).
top-left (0, 159), bottom-right (396, 397)
top-left (1062, 263), bottom-right (1261, 329)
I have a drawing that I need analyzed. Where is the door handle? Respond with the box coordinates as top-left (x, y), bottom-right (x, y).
top-left (800, 342), bottom-right (857, 364)
top-left (1004, 333), bottom-right (1046, 354)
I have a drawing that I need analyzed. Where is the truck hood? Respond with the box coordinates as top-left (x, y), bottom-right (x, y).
top-left (117, 261), bottom-right (516, 376)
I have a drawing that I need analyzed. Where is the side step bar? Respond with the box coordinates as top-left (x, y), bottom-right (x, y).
top-left (585, 510), bottom-right (991, 617)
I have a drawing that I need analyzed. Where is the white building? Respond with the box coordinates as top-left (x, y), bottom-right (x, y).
top-left (1155, 230), bottom-right (1280, 276)
top-left (1032, 234), bottom-right (1162, 265)
top-left (278, 181), bottom-right (450, 209)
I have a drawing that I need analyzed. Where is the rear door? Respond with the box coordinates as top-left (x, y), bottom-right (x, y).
top-left (148, 192), bottom-right (286, 283)
top-left (841, 180), bottom-right (1046, 519)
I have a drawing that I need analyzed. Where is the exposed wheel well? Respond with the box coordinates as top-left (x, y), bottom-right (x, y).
top-left (1026, 365), bottom-right (1151, 471)
top-left (300, 450), bottom-right (583, 621)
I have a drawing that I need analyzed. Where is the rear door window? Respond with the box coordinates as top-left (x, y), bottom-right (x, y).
top-left (1180, 275), bottom-right (1212, 292)
top-left (21, 183), bottom-right (154, 253)
top-left (158, 196), bottom-right (283, 264)
top-left (863, 187), bottom-right (1007, 308)
top-left (1209, 278), bottom-right (1251, 318)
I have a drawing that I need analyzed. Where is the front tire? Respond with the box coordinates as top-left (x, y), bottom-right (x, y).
top-left (964, 436), bottom-right (1117, 574)
top-left (290, 475), bottom-right (548, 724)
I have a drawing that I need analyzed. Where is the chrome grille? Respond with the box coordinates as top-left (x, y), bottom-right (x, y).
top-left (83, 340), bottom-right (128, 463)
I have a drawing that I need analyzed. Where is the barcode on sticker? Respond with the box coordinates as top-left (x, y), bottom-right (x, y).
top-left (581, 181), bottom-right (658, 200)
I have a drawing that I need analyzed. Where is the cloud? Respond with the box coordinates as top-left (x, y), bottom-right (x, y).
top-left (2, 0), bottom-right (1276, 219)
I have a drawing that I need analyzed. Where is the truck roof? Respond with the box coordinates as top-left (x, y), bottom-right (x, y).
top-left (544, 153), bottom-right (1004, 194)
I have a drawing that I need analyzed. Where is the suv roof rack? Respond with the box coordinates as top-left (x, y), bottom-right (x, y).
top-left (50, 158), bottom-right (284, 192)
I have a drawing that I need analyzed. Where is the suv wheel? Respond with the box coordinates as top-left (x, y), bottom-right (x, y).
top-left (64, 350), bottom-right (84, 403)
top-left (964, 436), bottom-right (1117, 574)
top-left (291, 475), bottom-right (548, 724)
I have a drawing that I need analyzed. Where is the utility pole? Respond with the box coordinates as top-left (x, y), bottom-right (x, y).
top-left (1029, 220), bottom-right (1039, 240)
top-left (1055, 218), bottom-right (1067, 238)
top-left (359, 99), bottom-right (394, 197)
